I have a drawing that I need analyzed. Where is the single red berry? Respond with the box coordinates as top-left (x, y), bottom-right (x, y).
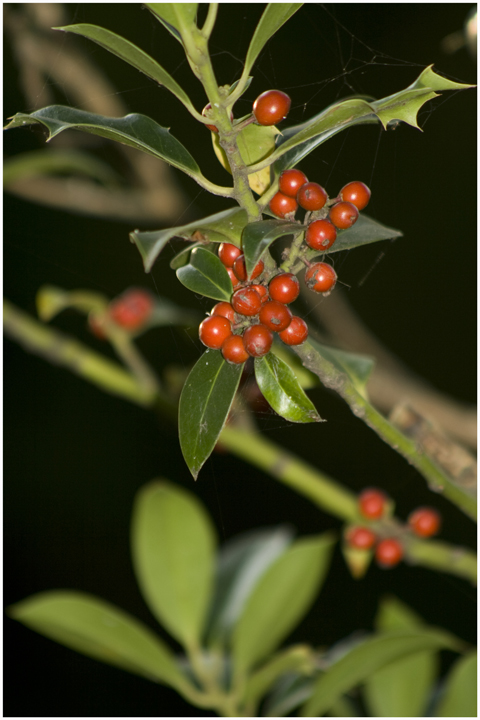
top-left (259, 300), bottom-right (293, 332)
top-left (279, 168), bottom-right (308, 198)
top-left (253, 90), bottom-right (291, 126)
top-left (251, 284), bottom-right (269, 304)
top-left (305, 262), bottom-right (337, 294)
top-left (358, 488), bottom-right (388, 520)
top-left (202, 103), bottom-right (233, 132)
top-left (199, 315), bottom-right (232, 349)
top-left (227, 267), bottom-right (241, 288)
top-left (269, 273), bottom-right (300, 304)
top-left (340, 181), bottom-right (371, 211)
top-left (305, 219), bottom-right (337, 251)
top-left (231, 287), bottom-right (262, 316)
top-left (408, 507), bottom-right (441, 538)
top-left (243, 324), bottom-right (274, 357)
top-left (346, 526), bottom-right (377, 550)
top-left (278, 316), bottom-right (308, 346)
top-left (211, 301), bottom-right (235, 324)
top-left (218, 242), bottom-right (242, 268)
top-left (221, 334), bottom-right (250, 364)
top-left (269, 191), bottom-right (298, 219)
top-left (109, 289), bottom-right (154, 330)
top-left (375, 538), bottom-right (403, 568)
top-left (233, 254), bottom-right (264, 282)
top-left (329, 201), bottom-right (359, 229)
top-left (297, 182), bottom-right (328, 211)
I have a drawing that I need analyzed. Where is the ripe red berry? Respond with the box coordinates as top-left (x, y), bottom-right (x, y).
top-left (199, 315), bottom-right (232, 349)
top-left (375, 538), bottom-right (403, 568)
top-left (233, 254), bottom-right (264, 282)
top-left (109, 289), bottom-right (154, 330)
top-left (346, 526), bottom-right (377, 550)
top-left (340, 181), bottom-right (371, 211)
top-left (279, 168), bottom-right (308, 198)
top-left (278, 316), bottom-right (308, 346)
top-left (305, 262), bottom-right (337, 294)
top-left (227, 268), bottom-right (241, 288)
top-left (297, 182), bottom-right (328, 212)
top-left (329, 201), bottom-right (359, 229)
top-left (305, 219), bottom-right (337, 251)
top-left (211, 301), bottom-right (235, 324)
top-left (269, 191), bottom-right (298, 219)
top-left (221, 334), bottom-right (250, 364)
top-left (202, 103), bottom-right (233, 132)
top-left (218, 242), bottom-right (242, 268)
top-left (253, 90), bottom-right (291, 126)
top-left (259, 300), bottom-right (293, 332)
top-left (408, 507), bottom-right (441, 538)
top-left (269, 273), bottom-right (300, 304)
top-left (243, 324), bottom-right (273, 357)
top-left (358, 488), bottom-right (387, 520)
top-left (231, 287), bottom-right (262, 316)
top-left (250, 284), bottom-right (269, 304)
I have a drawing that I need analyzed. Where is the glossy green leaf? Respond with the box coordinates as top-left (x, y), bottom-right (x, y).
top-left (147, 3), bottom-right (198, 44)
top-left (243, 4), bottom-right (303, 78)
top-left (131, 480), bottom-right (216, 648)
top-left (255, 352), bottom-right (322, 423)
top-left (176, 246), bottom-right (233, 302)
top-left (130, 207), bottom-right (247, 272)
top-left (232, 534), bottom-right (335, 674)
top-left (271, 342), bottom-right (318, 389)
top-left (179, 349), bottom-right (243, 479)
top-left (435, 651), bottom-right (477, 717)
top-left (3, 148), bottom-right (120, 186)
top-left (36, 285), bottom-right (108, 321)
top-left (242, 218), bottom-right (300, 277)
top-left (55, 24), bottom-right (196, 116)
top-left (307, 213), bottom-right (402, 257)
top-left (302, 629), bottom-right (463, 717)
top-left (307, 337), bottom-right (374, 397)
top-left (8, 590), bottom-right (188, 691)
top-left (206, 526), bottom-right (294, 646)
top-left (263, 674), bottom-right (316, 718)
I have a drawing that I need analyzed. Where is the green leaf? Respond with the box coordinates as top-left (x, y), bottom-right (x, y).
top-left (146, 3), bottom-right (198, 44)
top-left (206, 526), bottom-right (294, 646)
top-left (242, 218), bottom-right (300, 277)
top-left (212, 123), bottom-right (278, 195)
top-left (244, 645), bottom-right (316, 711)
top-left (254, 352), bottom-right (322, 423)
top-left (271, 342), bottom-right (318, 390)
top-left (131, 480), bottom-right (216, 648)
top-left (310, 213), bottom-right (402, 256)
top-left (3, 148), bottom-right (120, 186)
top-left (232, 534), bottom-right (335, 674)
top-left (263, 674), bottom-right (316, 718)
top-left (8, 590), bottom-right (188, 691)
top-left (307, 337), bottom-right (374, 397)
top-left (435, 651), bottom-right (477, 717)
top-left (36, 285), bottom-right (108, 321)
top-left (243, 4), bottom-right (303, 78)
top-left (179, 349), bottom-right (243, 479)
top-left (130, 207), bottom-right (247, 272)
top-left (55, 24), bottom-right (197, 116)
top-left (176, 246), bottom-right (233, 302)
top-left (302, 629), bottom-right (463, 717)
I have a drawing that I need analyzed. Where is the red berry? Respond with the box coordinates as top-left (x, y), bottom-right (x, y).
top-left (243, 324), bottom-right (273, 357)
top-left (199, 315), bottom-right (232, 349)
top-left (218, 242), bottom-right (242, 268)
top-left (269, 191), bottom-right (298, 219)
top-left (305, 262), bottom-right (337, 294)
top-left (231, 287), bottom-right (262, 316)
top-left (211, 301), bottom-right (235, 323)
top-left (340, 181), bottom-right (371, 211)
top-left (279, 169), bottom-right (308, 198)
top-left (278, 316), bottom-right (308, 346)
top-left (202, 103), bottom-right (233, 132)
top-left (253, 90), bottom-right (291, 126)
top-left (375, 538), bottom-right (403, 568)
top-left (227, 268), bottom-right (241, 288)
top-left (346, 526), bottom-right (377, 550)
top-left (408, 507), bottom-right (441, 538)
top-left (297, 182), bottom-right (328, 211)
top-left (329, 201), bottom-right (359, 229)
top-left (221, 334), bottom-right (250, 364)
top-left (358, 488), bottom-right (387, 520)
top-left (305, 219), bottom-right (337, 251)
top-left (109, 289), bottom-right (154, 330)
top-left (259, 300), bottom-right (293, 332)
top-left (269, 273), bottom-right (300, 304)
top-left (233, 254), bottom-right (264, 282)
top-left (251, 284), bottom-right (269, 304)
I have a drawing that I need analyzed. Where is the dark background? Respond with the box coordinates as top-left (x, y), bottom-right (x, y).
top-left (4, 4), bottom-right (476, 716)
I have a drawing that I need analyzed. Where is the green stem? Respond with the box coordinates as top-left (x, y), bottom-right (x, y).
top-left (201, 3), bottom-right (218, 40)
top-left (280, 229), bottom-right (306, 272)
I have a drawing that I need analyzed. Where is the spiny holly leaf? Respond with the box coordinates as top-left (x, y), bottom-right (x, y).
top-left (307, 214), bottom-right (402, 257)
top-left (130, 207), bottom-right (247, 272)
top-left (179, 349), bottom-right (243, 479)
top-left (307, 338), bottom-right (375, 397)
top-left (146, 4), bottom-right (198, 44)
top-left (254, 352), bottom-right (322, 423)
top-left (242, 218), bottom-right (300, 277)
top-left (176, 246), bottom-right (233, 302)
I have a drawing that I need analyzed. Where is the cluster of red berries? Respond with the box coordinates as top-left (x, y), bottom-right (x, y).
top-left (199, 243), bottom-right (308, 363)
top-left (202, 89), bottom-right (291, 132)
top-left (89, 288), bottom-right (154, 338)
top-left (345, 488), bottom-right (442, 569)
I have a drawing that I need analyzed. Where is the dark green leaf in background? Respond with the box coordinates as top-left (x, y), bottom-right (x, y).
top-left (176, 246), bottom-right (233, 302)
top-left (435, 650), bottom-right (477, 717)
top-left (242, 218), bottom-right (300, 277)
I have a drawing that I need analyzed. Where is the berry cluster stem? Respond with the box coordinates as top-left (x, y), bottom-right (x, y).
top-left (280, 229), bottom-right (306, 273)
